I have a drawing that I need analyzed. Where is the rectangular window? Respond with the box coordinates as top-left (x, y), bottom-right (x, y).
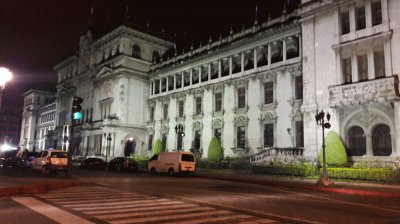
top-left (295, 121), bottom-right (304, 147)
top-left (342, 58), bottom-right (352, 84)
top-left (155, 79), bottom-right (160, 94)
top-left (215, 92), bottom-right (222, 112)
top-left (201, 65), bottom-right (209, 82)
top-left (214, 128), bottom-right (222, 144)
top-left (178, 100), bottom-right (184, 117)
top-left (175, 74), bottom-right (182, 89)
top-left (257, 46), bottom-right (268, 67)
top-left (163, 104), bottom-right (168, 120)
top-left (211, 62), bottom-right (219, 79)
top-left (356, 6), bottom-right (366, 30)
top-left (357, 55), bottom-right (368, 81)
top-left (374, 51), bottom-right (385, 78)
top-left (237, 127), bottom-right (246, 148)
top-left (148, 135), bottom-right (153, 151)
top-left (221, 59), bottom-right (229, 77)
top-left (168, 76), bottom-right (174, 91)
top-left (192, 68), bottom-right (199, 84)
top-left (183, 71), bottom-right (190, 87)
top-left (149, 106), bottom-right (155, 121)
top-left (244, 50), bottom-right (254, 71)
top-left (341, 11), bottom-right (350, 34)
top-left (232, 54), bottom-right (241, 74)
top-left (195, 97), bottom-right (202, 115)
top-left (371, 1), bottom-right (382, 26)
top-left (264, 82), bottom-right (274, 104)
top-left (238, 87), bottom-right (246, 108)
top-left (295, 76), bottom-right (303, 100)
top-left (161, 78), bottom-right (166, 92)
top-left (263, 123), bottom-right (274, 148)
top-left (193, 130), bottom-right (201, 151)
top-left (161, 134), bottom-right (167, 151)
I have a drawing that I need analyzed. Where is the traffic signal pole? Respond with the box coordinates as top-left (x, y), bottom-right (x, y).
top-left (66, 96), bottom-right (83, 178)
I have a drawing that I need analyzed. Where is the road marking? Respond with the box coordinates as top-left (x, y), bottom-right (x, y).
top-left (12, 197), bottom-right (94, 224)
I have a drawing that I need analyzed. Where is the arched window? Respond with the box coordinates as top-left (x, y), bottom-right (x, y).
top-left (372, 124), bottom-right (391, 156)
top-left (348, 126), bottom-right (366, 156)
top-left (152, 50), bottom-right (160, 63)
top-left (132, 45), bottom-right (141, 59)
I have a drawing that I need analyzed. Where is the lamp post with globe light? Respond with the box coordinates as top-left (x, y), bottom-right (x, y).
top-left (0, 67), bottom-right (13, 111)
top-left (315, 110), bottom-right (334, 186)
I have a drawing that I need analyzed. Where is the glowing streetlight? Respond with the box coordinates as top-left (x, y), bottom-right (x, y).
top-left (0, 67), bottom-right (13, 111)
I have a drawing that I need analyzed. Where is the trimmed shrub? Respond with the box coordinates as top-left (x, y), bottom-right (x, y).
top-left (152, 139), bottom-right (164, 155)
top-left (207, 137), bottom-right (223, 162)
top-left (319, 131), bottom-right (347, 167)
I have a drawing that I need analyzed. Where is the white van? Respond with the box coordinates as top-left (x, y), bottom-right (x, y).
top-left (148, 152), bottom-right (196, 176)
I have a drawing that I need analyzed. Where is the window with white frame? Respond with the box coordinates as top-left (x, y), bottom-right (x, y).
top-left (147, 134), bottom-right (153, 151)
top-left (232, 54), bottom-right (241, 74)
top-left (149, 106), bottom-right (155, 121)
top-left (295, 76), bottom-right (303, 100)
top-left (214, 92), bottom-right (222, 112)
top-left (374, 49), bottom-right (385, 78)
top-left (178, 100), bottom-right (184, 117)
top-left (155, 79), bottom-right (160, 94)
top-left (132, 45), bottom-right (141, 58)
top-left (168, 76), bottom-right (174, 91)
top-left (340, 11), bottom-right (350, 35)
top-left (257, 45), bottom-right (268, 67)
top-left (342, 57), bottom-right (352, 84)
top-left (161, 78), bottom-right (167, 92)
top-left (221, 58), bottom-right (229, 77)
top-left (193, 130), bottom-right (201, 152)
top-left (211, 62), bottom-right (219, 79)
top-left (183, 70), bottom-right (190, 87)
top-left (295, 120), bottom-right (304, 147)
top-left (192, 67), bottom-right (199, 84)
top-left (356, 6), bottom-right (366, 30)
top-left (237, 126), bottom-right (246, 148)
top-left (286, 36), bottom-right (299, 60)
top-left (244, 50), bottom-right (254, 71)
top-left (214, 128), bottom-right (222, 144)
top-left (357, 54), bottom-right (368, 81)
top-left (263, 123), bottom-right (274, 148)
top-left (371, 1), bottom-right (382, 26)
top-left (163, 104), bottom-right (168, 120)
top-left (237, 87), bottom-right (246, 109)
top-left (270, 41), bottom-right (283, 63)
top-left (195, 97), bottom-right (202, 115)
top-left (264, 82), bottom-right (274, 104)
top-left (201, 65), bottom-right (209, 82)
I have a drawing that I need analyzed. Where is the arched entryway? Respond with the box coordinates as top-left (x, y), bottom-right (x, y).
top-left (348, 126), bottom-right (366, 156)
top-left (124, 137), bottom-right (136, 157)
top-left (372, 124), bottom-right (391, 156)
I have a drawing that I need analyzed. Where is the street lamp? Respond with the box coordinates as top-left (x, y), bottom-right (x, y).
top-left (315, 110), bottom-right (334, 187)
top-left (0, 67), bottom-right (13, 111)
top-left (175, 124), bottom-right (185, 151)
top-left (105, 133), bottom-right (112, 163)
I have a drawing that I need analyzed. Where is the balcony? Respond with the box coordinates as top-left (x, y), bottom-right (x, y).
top-left (328, 76), bottom-right (400, 107)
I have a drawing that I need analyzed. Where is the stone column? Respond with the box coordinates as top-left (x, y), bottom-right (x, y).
top-left (394, 102), bottom-right (400, 157)
top-left (365, 134), bottom-right (373, 156)
top-left (283, 38), bottom-right (287, 62)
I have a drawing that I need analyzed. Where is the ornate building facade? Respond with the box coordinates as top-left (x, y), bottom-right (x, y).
top-left (45, 0), bottom-right (398, 163)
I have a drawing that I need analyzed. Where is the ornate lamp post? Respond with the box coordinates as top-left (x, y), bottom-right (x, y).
top-left (315, 110), bottom-right (334, 186)
top-left (0, 67), bottom-right (13, 111)
top-left (175, 124), bottom-right (185, 151)
top-left (106, 133), bottom-right (112, 163)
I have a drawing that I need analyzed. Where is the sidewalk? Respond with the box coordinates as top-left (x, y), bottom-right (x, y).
top-left (196, 169), bottom-right (400, 198)
top-left (0, 169), bottom-right (81, 197)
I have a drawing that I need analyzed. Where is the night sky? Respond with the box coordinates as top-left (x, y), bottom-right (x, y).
top-left (0, 0), bottom-right (298, 108)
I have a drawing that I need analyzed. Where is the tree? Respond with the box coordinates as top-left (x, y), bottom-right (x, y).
top-left (319, 131), bottom-right (347, 167)
top-left (207, 137), bottom-right (223, 162)
top-left (152, 139), bottom-right (164, 155)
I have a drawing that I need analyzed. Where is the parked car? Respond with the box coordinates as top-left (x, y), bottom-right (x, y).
top-left (32, 150), bottom-right (69, 174)
top-left (148, 151), bottom-right (196, 176)
top-left (0, 150), bottom-right (22, 168)
top-left (21, 151), bottom-right (38, 169)
top-left (80, 158), bottom-right (106, 170)
top-left (108, 157), bottom-right (138, 172)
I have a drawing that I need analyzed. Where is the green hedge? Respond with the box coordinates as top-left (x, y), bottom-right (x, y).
top-left (252, 165), bottom-right (318, 177)
top-left (324, 167), bottom-right (400, 182)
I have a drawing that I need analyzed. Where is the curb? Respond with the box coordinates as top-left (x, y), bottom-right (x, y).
top-left (0, 179), bottom-right (82, 197)
top-left (196, 174), bottom-right (400, 198)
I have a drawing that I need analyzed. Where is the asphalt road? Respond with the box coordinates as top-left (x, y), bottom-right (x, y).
top-left (1, 169), bottom-right (400, 224)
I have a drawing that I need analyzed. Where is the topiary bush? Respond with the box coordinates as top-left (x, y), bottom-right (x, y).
top-left (152, 139), bottom-right (164, 155)
top-left (207, 137), bottom-right (223, 162)
top-left (318, 131), bottom-right (347, 167)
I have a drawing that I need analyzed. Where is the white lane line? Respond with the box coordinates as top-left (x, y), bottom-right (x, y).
top-left (97, 205), bottom-right (208, 220)
top-left (110, 210), bottom-right (232, 224)
top-left (12, 197), bottom-right (94, 224)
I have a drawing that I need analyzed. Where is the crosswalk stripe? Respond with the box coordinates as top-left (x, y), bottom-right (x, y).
top-left (55, 195), bottom-right (157, 205)
top-left (48, 194), bottom-right (144, 203)
top-left (110, 210), bottom-right (232, 224)
top-left (165, 214), bottom-right (255, 224)
top-left (12, 197), bottom-right (94, 224)
top-left (62, 197), bottom-right (180, 208)
top-left (84, 201), bottom-right (188, 215)
top-left (96, 204), bottom-right (208, 220)
top-left (83, 200), bottom-right (180, 213)
top-left (239, 219), bottom-right (277, 224)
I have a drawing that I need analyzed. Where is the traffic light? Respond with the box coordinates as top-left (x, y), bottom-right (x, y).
top-left (71, 96), bottom-right (83, 120)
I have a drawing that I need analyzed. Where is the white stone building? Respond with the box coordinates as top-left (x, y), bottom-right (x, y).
top-left (301, 0), bottom-right (400, 163)
top-left (20, 90), bottom-right (57, 151)
top-left (46, 0), bottom-right (399, 163)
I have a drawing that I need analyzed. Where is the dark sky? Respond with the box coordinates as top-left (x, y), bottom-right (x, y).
top-left (0, 0), bottom-right (298, 108)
